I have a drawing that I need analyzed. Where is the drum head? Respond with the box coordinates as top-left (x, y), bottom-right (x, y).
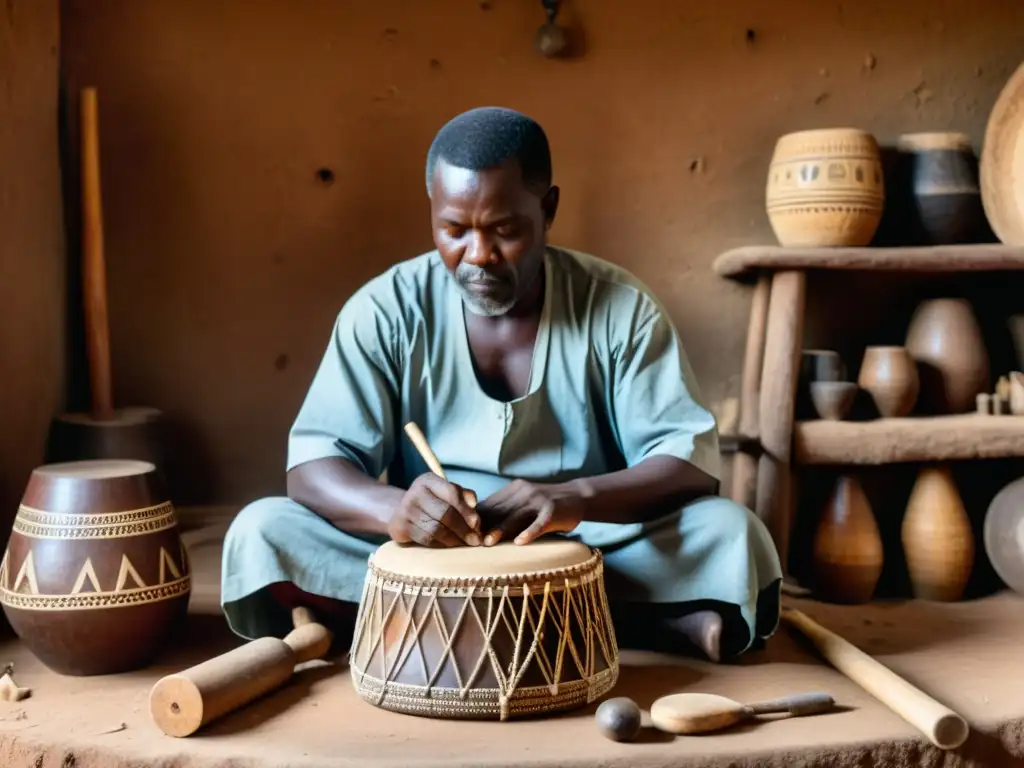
top-left (984, 476), bottom-right (1024, 595)
top-left (33, 459), bottom-right (156, 479)
top-left (371, 538), bottom-right (594, 579)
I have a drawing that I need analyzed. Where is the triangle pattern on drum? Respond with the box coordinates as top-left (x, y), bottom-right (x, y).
top-left (115, 554), bottom-right (147, 591)
top-left (159, 547), bottom-right (181, 584)
top-left (71, 558), bottom-right (102, 594)
top-left (12, 551), bottom-right (38, 595)
top-left (0, 551), bottom-right (8, 591)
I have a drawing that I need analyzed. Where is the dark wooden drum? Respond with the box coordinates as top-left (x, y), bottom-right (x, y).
top-left (0, 459), bottom-right (191, 676)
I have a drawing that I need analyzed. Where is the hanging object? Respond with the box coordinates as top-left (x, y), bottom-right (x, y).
top-left (535, 0), bottom-right (568, 58)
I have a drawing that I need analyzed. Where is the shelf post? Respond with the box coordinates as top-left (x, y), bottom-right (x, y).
top-left (729, 274), bottom-right (771, 509)
top-left (755, 269), bottom-right (805, 577)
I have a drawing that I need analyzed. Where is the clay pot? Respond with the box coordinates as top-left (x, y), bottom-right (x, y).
top-left (811, 475), bottom-right (883, 604)
top-left (904, 298), bottom-right (990, 414)
top-left (857, 346), bottom-right (920, 418)
top-left (896, 132), bottom-right (985, 244)
top-left (0, 459), bottom-right (191, 675)
top-left (810, 381), bottom-right (858, 420)
top-left (902, 465), bottom-right (974, 602)
top-left (765, 128), bottom-right (885, 247)
top-left (797, 350), bottom-right (846, 419)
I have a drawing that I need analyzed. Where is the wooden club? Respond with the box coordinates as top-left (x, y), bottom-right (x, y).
top-left (149, 607), bottom-right (333, 738)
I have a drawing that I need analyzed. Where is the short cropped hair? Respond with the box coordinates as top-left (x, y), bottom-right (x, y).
top-left (425, 107), bottom-right (552, 194)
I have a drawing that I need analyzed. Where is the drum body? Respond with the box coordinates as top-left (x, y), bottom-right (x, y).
top-left (349, 539), bottom-right (619, 720)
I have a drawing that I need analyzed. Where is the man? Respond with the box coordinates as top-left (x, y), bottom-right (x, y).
top-left (221, 106), bottom-right (782, 663)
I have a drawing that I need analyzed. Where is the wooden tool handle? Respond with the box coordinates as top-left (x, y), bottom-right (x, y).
top-left (283, 607), bottom-right (333, 664)
top-left (79, 86), bottom-right (115, 421)
top-left (782, 608), bottom-right (968, 750)
top-left (149, 608), bottom-right (334, 737)
top-left (403, 422), bottom-right (477, 508)
top-left (745, 691), bottom-right (835, 717)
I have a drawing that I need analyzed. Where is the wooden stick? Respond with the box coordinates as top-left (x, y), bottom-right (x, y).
top-left (730, 274), bottom-right (771, 509)
top-left (403, 421), bottom-right (477, 510)
top-left (80, 86), bottom-right (115, 421)
top-left (782, 608), bottom-right (968, 750)
top-left (403, 422), bottom-right (446, 479)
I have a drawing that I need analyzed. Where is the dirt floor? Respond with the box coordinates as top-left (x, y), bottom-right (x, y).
top-left (0, 520), bottom-right (1023, 768)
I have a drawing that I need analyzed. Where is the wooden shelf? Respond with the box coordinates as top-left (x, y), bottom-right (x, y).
top-left (794, 414), bottom-right (1024, 465)
top-left (712, 244), bottom-right (1024, 281)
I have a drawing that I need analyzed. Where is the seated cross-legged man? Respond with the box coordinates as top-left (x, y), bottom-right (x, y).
top-left (220, 106), bottom-right (783, 663)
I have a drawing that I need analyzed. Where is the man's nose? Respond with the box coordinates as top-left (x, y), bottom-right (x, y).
top-left (464, 232), bottom-right (497, 266)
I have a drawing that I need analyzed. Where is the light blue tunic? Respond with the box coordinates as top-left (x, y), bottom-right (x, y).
top-left (221, 246), bottom-right (782, 652)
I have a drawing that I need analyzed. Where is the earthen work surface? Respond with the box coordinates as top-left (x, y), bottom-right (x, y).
top-left (1, 529), bottom-right (1024, 768)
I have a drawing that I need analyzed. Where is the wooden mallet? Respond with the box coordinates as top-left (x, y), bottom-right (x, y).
top-left (149, 607), bottom-right (333, 737)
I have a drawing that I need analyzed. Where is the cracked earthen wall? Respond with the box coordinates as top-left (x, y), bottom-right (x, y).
top-left (0, 0), bottom-right (64, 555)
top-left (20, 0), bottom-right (1024, 508)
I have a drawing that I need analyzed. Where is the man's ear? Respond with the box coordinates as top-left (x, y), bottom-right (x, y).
top-left (542, 185), bottom-right (560, 229)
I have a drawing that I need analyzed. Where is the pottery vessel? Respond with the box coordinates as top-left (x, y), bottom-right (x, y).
top-left (904, 298), bottom-right (990, 414)
top-left (765, 128), bottom-right (885, 247)
top-left (902, 465), bottom-right (974, 602)
top-left (797, 349), bottom-right (846, 419)
top-left (896, 132), bottom-right (985, 244)
top-left (857, 346), bottom-right (920, 418)
top-left (0, 459), bottom-right (191, 675)
top-left (810, 381), bottom-right (858, 420)
top-left (812, 474), bottom-right (883, 604)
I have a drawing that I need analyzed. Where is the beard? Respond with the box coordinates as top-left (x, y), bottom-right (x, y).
top-left (454, 261), bottom-right (519, 317)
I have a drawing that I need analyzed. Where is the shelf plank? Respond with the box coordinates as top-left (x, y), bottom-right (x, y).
top-left (712, 244), bottom-right (1024, 280)
top-left (794, 414), bottom-right (1024, 465)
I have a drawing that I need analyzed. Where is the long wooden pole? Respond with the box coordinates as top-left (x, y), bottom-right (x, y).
top-left (80, 87), bottom-right (115, 421)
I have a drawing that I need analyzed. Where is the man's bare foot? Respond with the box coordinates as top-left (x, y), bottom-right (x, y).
top-left (668, 610), bottom-right (723, 663)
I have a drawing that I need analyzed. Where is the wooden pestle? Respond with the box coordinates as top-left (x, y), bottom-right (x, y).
top-left (149, 607), bottom-right (333, 737)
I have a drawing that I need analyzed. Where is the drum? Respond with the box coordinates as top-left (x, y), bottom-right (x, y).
top-left (349, 538), bottom-right (619, 720)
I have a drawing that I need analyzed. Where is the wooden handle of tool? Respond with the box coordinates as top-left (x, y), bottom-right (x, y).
top-left (80, 86), bottom-right (115, 420)
top-left (782, 608), bottom-right (968, 750)
top-left (744, 691), bottom-right (835, 717)
top-left (149, 608), bottom-right (333, 737)
top-left (403, 422), bottom-right (477, 508)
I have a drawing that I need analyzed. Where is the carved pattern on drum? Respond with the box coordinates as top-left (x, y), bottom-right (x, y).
top-left (0, 546), bottom-right (191, 611)
top-left (13, 502), bottom-right (178, 540)
top-left (349, 549), bottom-right (620, 720)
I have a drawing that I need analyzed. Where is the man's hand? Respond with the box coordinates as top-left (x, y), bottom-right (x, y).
top-left (477, 479), bottom-right (586, 546)
top-left (388, 473), bottom-right (482, 547)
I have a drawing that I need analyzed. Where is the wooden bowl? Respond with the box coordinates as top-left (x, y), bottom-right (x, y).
top-left (810, 381), bottom-right (858, 420)
top-left (0, 459), bottom-right (191, 676)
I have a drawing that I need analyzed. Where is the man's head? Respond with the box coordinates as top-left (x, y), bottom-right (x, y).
top-left (426, 107), bottom-right (559, 316)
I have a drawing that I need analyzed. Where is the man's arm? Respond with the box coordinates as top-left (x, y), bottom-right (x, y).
top-left (284, 284), bottom-right (403, 534)
top-left (582, 289), bottom-right (722, 524)
top-left (567, 454), bottom-right (719, 525)
top-left (284, 281), bottom-right (481, 546)
top-left (287, 457), bottom-right (403, 537)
